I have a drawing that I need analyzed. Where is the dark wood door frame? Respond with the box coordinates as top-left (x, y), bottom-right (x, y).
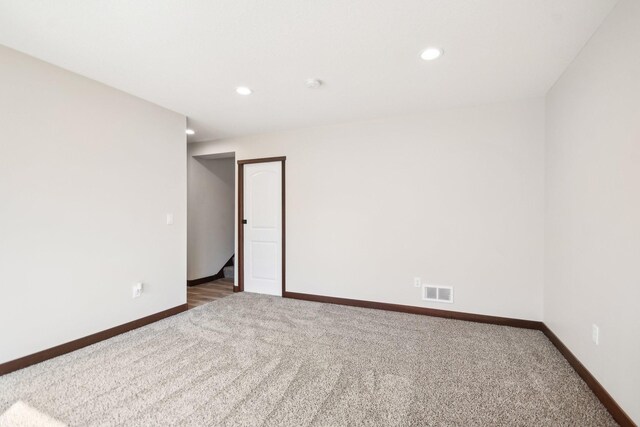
top-left (237, 156), bottom-right (286, 295)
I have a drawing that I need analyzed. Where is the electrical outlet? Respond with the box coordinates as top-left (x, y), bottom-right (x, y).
top-left (413, 277), bottom-right (421, 288)
top-left (132, 282), bottom-right (143, 299)
top-left (592, 324), bottom-right (599, 345)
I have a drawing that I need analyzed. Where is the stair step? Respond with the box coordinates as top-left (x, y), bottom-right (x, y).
top-left (223, 265), bottom-right (234, 279)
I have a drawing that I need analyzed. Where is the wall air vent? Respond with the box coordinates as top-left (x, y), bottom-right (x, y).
top-left (422, 285), bottom-right (454, 304)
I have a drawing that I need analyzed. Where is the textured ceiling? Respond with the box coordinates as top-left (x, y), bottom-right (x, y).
top-left (0, 0), bottom-right (618, 141)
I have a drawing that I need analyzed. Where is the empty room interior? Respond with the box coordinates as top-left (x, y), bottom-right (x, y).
top-left (0, 1), bottom-right (638, 426)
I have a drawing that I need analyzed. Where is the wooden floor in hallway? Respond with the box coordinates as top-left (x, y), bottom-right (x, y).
top-left (187, 277), bottom-right (234, 309)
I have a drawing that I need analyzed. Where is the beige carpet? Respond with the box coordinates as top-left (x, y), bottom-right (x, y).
top-left (0, 293), bottom-right (616, 426)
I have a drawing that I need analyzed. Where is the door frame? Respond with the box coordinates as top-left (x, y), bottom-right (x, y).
top-left (236, 156), bottom-right (286, 294)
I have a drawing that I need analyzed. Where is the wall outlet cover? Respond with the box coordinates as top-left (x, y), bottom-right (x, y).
top-left (132, 282), bottom-right (143, 299)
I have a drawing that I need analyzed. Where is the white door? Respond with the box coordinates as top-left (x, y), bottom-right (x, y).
top-left (243, 161), bottom-right (282, 296)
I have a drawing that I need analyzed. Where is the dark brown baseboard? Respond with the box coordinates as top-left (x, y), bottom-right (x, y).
top-left (187, 273), bottom-right (222, 287)
top-left (282, 290), bottom-right (635, 426)
top-left (283, 291), bottom-right (542, 329)
top-left (540, 325), bottom-right (635, 427)
top-left (0, 304), bottom-right (187, 376)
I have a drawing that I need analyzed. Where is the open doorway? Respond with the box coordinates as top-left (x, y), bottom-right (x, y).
top-left (187, 152), bottom-right (236, 309)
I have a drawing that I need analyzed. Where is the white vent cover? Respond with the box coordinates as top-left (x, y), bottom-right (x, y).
top-left (422, 285), bottom-right (454, 303)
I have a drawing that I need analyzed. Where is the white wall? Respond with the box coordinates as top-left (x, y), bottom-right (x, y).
top-left (0, 45), bottom-right (187, 364)
top-left (545, 0), bottom-right (640, 421)
top-left (189, 98), bottom-right (546, 321)
top-left (188, 156), bottom-right (235, 280)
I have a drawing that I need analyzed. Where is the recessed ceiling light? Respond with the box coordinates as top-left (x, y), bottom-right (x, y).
top-left (420, 47), bottom-right (444, 61)
top-left (186, 129), bottom-right (195, 135)
top-left (236, 86), bottom-right (252, 95)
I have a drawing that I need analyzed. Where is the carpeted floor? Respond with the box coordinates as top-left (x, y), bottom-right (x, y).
top-left (0, 293), bottom-right (616, 426)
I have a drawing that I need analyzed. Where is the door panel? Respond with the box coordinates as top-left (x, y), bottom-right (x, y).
top-left (249, 242), bottom-right (277, 280)
top-left (250, 171), bottom-right (278, 229)
top-left (243, 161), bottom-right (282, 296)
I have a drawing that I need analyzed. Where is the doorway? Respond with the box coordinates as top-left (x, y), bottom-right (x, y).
top-left (186, 152), bottom-right (236, 309)
top-left (237, 157), bottom-right (286, 296)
